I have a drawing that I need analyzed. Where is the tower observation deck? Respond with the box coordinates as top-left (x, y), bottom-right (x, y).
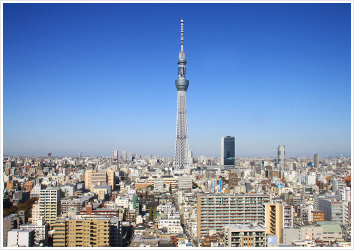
top-left (174, 19), bottom-right (190, 172)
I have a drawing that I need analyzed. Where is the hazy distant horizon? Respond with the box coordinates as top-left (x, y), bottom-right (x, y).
top-left (3, 151), bottom-right (351, 159)
top-left (3, 3), bottom-right (351, 158)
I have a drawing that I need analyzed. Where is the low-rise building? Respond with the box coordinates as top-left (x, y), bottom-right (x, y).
top-left (281, 228), bottom-right (301, 244)
top-left (3, 214), bottom-right (22, 246)
top-left (19, 217), bottom-right (49, 246)
top-left (291, 240), bottom-right (316, 247)
top-left (7, 229), bottom-right (35, 247)
top-left (223, 224), bottom-right (267, 247)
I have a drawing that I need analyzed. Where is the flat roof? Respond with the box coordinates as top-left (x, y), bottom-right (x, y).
top-left (198, 193), bottom-right (270, 197)
top-left (224, 224), bottom-right (266, 231)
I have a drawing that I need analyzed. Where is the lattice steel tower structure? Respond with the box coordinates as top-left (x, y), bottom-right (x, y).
top-left (174, 19), bottom-right (190, 171)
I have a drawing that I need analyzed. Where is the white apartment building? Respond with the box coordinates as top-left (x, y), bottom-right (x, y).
top-left (299, 204), bottom-right (314, 223)
top-left (30, 184), bottom-right (42, 198)
top-left (157, 218), bottom-right (181, 229)
top-left (307, 172), bottom-right (316, 186)
top-left (20, 217), bottom-right (49, 246)
top-left (167, 225), bottom-right (184, 234)
top-left (115, 197), bottom-right (129, 209)
top-left (7, 229), bottom-right (35, 247)
top-left (332, 179), bottom-right (346, 192)
top-left (336, 187), bottom-right (351, 201)
top-left (318, 198), bottom-right (351, 225)
top-left (136, 215), bottom-right (143, 225)
top-left (30, 203), bottom-right (41, 224)
top-left (38, 188), bottom-right (61, 227)
top-left (156, 203), bottom-right (173, 212)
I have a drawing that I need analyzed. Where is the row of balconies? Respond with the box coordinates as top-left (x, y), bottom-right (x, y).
top-left (201, 210), bottom-right (264, 214)
top-left (201, 215), bottom-right (263, 219)
top-left (201, 212), bottom-right (261, 216)
top-left (202, 207), bottom-right (261, 211)
top-left (201, 202), bottom-right (265, 205)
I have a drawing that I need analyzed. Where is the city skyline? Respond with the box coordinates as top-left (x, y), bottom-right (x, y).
top-left (2, 3), bottom-right (352, 157)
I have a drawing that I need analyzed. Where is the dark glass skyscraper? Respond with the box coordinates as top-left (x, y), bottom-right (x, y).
top-left (221, 136), bottom-right (235, 165)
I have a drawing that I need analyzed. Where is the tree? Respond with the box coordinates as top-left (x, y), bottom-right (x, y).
top-left (149, 207), bottom-right (153, 220)
top-left (61, 190), bottom-right (66, 198)
top-left (3, 197), bottom-right (38, 218)
top-left (153, 207), bottom-right (157, 220)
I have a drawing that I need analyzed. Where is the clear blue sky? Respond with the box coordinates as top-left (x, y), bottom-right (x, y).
top-left (2, 3), bottom-right (352, 158)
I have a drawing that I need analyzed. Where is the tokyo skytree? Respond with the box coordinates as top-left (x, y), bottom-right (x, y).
top-left (174, 19), bottom-right (190, 172)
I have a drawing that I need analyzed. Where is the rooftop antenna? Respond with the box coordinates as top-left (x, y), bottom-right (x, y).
top-left (180, 19), bottom-right (184, 51)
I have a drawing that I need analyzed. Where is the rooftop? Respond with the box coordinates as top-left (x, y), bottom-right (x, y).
top-left (224, 223), bottom-right (266, 231)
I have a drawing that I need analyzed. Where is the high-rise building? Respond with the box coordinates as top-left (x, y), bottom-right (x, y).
top-left (38, 188), bottom-right (61, 228)
top-left (277, 145), bottom-right (285, 170)
top-left (314, 154), bottom-right (319, 168)
top-left (174, 19), bottom-right (190, 172)
top-left (122, 151), bottom-right (127, 161)
top-left (263, 203), bottom-right (293, 244)
top-left (188, 149), bottom-right (193, 166)
top-left (47, 152), bottom-right (51, 158)
top-left (197, 194), bottom-right (270, 240)
top-left (128, 152), bottom-right (135, 162)
top-left (112, 150), bottom-right (119, 162)
top-left (79, 152), bottom-right (82, 159)
top-left (221, 136), bottom-right (235, 165)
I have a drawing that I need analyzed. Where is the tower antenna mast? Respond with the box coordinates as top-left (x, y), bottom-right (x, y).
top-left (174, 19), bottom-right (190, 173)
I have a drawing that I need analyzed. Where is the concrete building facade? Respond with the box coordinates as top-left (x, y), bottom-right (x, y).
top-left (38, 188), bottom-right (61, 227)
top-left (263, 203), bottom-right (293, 244)
top-left (197, 194), bottom-right (270, 240)
top-left (223, 224), bottom-right (266, 247)
top-left (7, 229), bottom-right (35, 247)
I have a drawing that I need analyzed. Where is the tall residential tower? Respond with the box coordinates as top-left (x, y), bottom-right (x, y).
top-left (174, 19), bottom-right (190, 172)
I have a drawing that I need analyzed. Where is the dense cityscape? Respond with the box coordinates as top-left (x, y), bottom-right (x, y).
top-left (2, 4), bottom-right (352, 249)
top-left (2, 146), bottom-right (352, 247)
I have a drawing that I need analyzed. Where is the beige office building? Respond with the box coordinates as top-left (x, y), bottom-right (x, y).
top-left (263, 203), bottom-right (293, 244)
top-left (84, 169), bottom-right (115, 190)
